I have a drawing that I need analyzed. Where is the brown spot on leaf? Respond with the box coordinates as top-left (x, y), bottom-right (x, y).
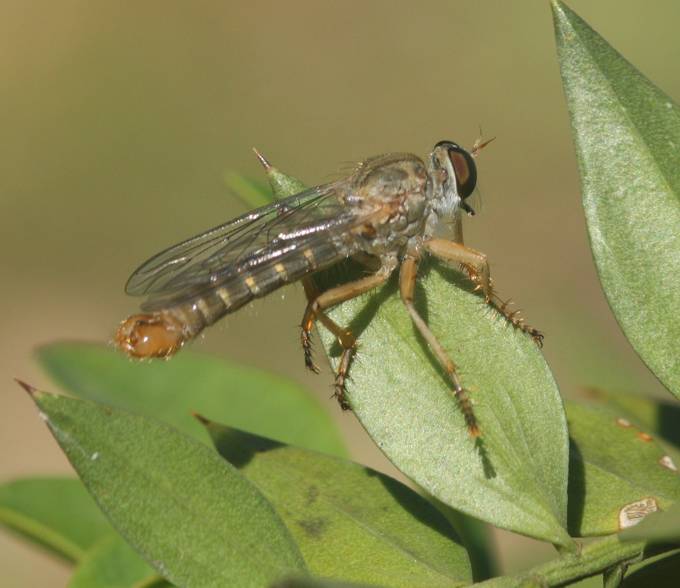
top-left (637, 432), bottom-right (653, 442)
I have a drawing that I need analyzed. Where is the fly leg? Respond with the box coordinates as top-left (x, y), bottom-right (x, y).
top-left (300, 267), bottom-right (393, 408)
top-left (399, 255), bottom-right (480, 437)
top-left (300, 277), bottom-right (346, 374)
top-left (424, 238), bottom-right (543, 345)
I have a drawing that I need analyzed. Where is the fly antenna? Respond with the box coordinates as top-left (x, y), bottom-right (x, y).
top-left (470, 135), bottom-right (496, 158)
top-left (471, 125), bottom-right (496, 158)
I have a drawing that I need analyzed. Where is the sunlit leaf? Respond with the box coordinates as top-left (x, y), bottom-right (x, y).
top-left (567, 401), bottom-right (680, 536)
top-left (203, 421), bottom-right (472, 587)
top-left (258, 165), bottom-right (572, 547)
top-left (38, 342), bottom-right (345, 458)
top-left (26, 386), bottom-right (306, 587)
top-left (68, 535), bottom-right (158, 588)
top-left (553, 0), bottom-right (680, 398)
top-left (0, 477), bottom-right (111, 561)
top-left (584, 387), bottom-right (680, 450)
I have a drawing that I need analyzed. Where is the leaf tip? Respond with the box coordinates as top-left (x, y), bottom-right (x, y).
top-left (15, 378), bottom-right (41, 398)
top-left (252, 147), bottom-right (272, 170)
top-left (192, 412), bottom-right (212, 427)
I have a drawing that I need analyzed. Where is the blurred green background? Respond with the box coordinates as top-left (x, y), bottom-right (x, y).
top-left (2, 1), bottom-right (679, 585)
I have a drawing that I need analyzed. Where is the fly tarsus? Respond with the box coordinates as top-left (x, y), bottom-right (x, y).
top-left (333, 345), bottom-right (355, 410)
top-left (300, 328), bottom-right (321, 374)
top-left (453, 385), bottom-right (481, 438)
top-left (490, 295), bottom-right (544, 347)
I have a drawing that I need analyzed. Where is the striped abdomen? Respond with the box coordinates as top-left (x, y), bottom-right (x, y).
top-left (115, 239), bottom-right (350, 358)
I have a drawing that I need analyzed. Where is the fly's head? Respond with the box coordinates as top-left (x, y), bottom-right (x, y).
top-left (429, 140), bottom-right (478, 219)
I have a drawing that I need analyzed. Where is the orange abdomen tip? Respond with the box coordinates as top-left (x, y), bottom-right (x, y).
top-left (115, 312), bottom-right (185, 359)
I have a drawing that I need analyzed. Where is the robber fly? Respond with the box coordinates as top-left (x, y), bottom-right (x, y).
top-left (115, 139), bottom-right (542, 437)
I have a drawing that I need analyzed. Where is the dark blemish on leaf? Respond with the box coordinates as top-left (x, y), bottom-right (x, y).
top-left (637, 432), bottom-right (653, 442)
top-left (615, 417), bottom-right (632, 428)
top-left (659, 455), bottom-right (678, 472)
top-left (305, 485), bottom-right (319, 506)
top-left (296, 517), bottom-right (328, 538)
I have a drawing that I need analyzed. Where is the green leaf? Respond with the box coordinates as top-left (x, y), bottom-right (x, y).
top-left (271, 578), bottom-right (381, 588)
top-left (316, 263), bottom-right (571, 546)
top-left (0, 477), bottom-right (112, 561)
top-left (620, 501), bottom-right (680, 544)
top-left (432, 500), bottom-right (498, 581)
top-left (68, 535), bottom-right (158, 588)
top-left (552, 0), bottom-right (680, 398)
top-left (584, 387), bottom-right (680, 450)
top-left (38, 342), bottom-right (346, 458)
top-left (567, 401), bottom-right (680, 537)
top-left (135, 577), bottom-right (173, 588)
top-left (203, 421), bottom-right (472, 588)
top-left (224, 171), bottom-right (273, 209)
top-left (255, 162), bottom-right (572, 547)
top-left (26, 386), bottom-right (306, 588)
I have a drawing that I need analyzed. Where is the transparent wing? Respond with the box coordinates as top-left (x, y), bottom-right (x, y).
top-left (125, 182), bottom-right (364, 307)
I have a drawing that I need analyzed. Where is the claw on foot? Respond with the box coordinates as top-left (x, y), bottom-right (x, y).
top-left (491, 295), bottom-right (544, 347)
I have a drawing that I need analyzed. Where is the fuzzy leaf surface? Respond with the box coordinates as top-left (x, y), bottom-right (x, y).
top-left (265, 167), bottom-right (571, 547)
top-left (553, 0), bottom-right (680, 397)
top-left (204, 422), bottom-right (472, 587)
top-left (29, 390), bottom-right (306, 588)
top-left (567, 401), bottom-right (680, 536)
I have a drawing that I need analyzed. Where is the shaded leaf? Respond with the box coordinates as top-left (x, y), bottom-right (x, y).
top-left (0, 477), bottom-right (111, 561)
top-left (621, 548), bottom-right (680, 587)
top-left (567, 401), bottom-right (680, 536)
top-left (259, 165), bottom-right (572, 547)
top-left (27, 386), bottom-right (306, 588)
top-left (204, 421), bottom-right (472, 588)
top-left (135, 577), bottom-right (174, 588)
top-left (431, 500), bottom-right (498, 582)
top-left (68, 535), bottom-right (158, 588)
top-left (620, 501), bottom-right (680, 545)
top-left (552, 0), bottom-right (680, 397)
top-left (38, 342), bottom-right (345, 458)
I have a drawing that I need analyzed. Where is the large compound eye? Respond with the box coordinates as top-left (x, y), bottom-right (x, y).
top-left (447, 145), bottom-right (477, 199)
